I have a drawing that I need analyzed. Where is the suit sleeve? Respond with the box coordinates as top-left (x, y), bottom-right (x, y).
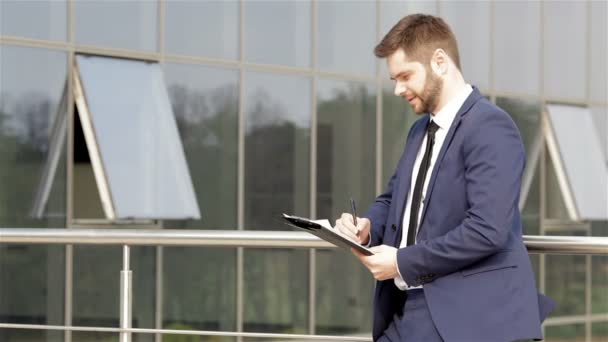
top-left (362, 119), bottom-right (422, 247)
top-left (362, 171), bottom-right (396, 247)
top-left (396, 110), bottom-right (525, 286)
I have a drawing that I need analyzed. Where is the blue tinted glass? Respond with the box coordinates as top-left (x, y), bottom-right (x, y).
top-left (1, 0), bottom-right (67, 41)
top-left (244, 71), bottom-right (311, 230)
top-left (75, 1), bottom-right (157, 51)
top-left (317, 1), bottom-right (376, 76)
top-left (165, 1), bottom-right (239, 60)
top-left (245, 1), bottom-right (311, 67)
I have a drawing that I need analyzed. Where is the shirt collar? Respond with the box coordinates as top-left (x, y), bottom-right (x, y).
top-left (431, 84), bottom-right (473, 130)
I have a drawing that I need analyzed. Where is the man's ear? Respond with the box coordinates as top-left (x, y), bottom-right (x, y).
top-left (431, 48), bottom-right (448, 75)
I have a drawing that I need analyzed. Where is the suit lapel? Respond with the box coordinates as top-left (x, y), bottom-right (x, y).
top-left (417, 88), bottom-right (483, 237)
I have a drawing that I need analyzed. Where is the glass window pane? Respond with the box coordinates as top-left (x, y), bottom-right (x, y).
top-left (496, 97), bottom-right (542, 227)
top-left (316, 249), bottom-right (373, 335)
top-left (545, 324), bottom-right (586, 342)
top-left (244, 249), bottom-right (308, 333)
top-left (244, 72), bottom-right (310, 230)
top-left (163, 247), bottom-right (236, 333)
top-left (164, 63), bottom-right (238, 230)
top-left (75, 1), bottom-right (157, 51)
top-left (590, 0), bottom-right (607, 103)
top-left (0, 0), bottom-right (66, 41)
top-left (0, 329), bottom-right (63, 342)
top-left (75, 55), bottom-right (200, 220)
top-left (493, 2), bottom-right (540, 95)
top-left (592, 254), bottom-right (608, 315)
top-left (380, 1), bottom-right (436, 37)
top-left (591, 221), bottom-right (608, 315)
top-left (162, 335), bottom-right (235, 342)
top-left (0, 45), bottom-right (67, 227)
top-left (496, 98), bottom-right (541, 166)
top-left (318, 1), bottom-right (376, 76)
top-left (592, 321), bottom-right (608, 341)
top-left (71, 332), bottom-right (118, 342)
top-left (73, 246), bottom-right (156, 329)
top-left (165, 1), bottom-right (238, 60)
top-left (0, 245), bottom-right (64, 335)
top-left (545, 232), bottom-right (587, 317)
top-left (381, 85), bottom-right (418, 185)
top-left (317, 79), bottom-right (376, 221)
top-left (543, 2), bottom-right (586, 100)
top-left (442, 2), bottom-right (490, 90)
top-left (245, 1), bottom-right (310, 67)
top-left (378, 1), bottom-right (437, 77)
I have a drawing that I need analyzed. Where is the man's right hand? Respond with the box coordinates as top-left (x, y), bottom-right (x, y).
top-left (335, 213), bottom-right (371, 245)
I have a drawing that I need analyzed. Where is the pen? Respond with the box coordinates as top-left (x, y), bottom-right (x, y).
top-left (350, 198), bottom-right (358, 227)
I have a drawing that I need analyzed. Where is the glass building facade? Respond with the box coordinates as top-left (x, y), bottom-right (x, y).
top-left (0, 1), bottom-right (606, 342)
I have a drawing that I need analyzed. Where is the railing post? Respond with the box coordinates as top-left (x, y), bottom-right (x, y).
top-left (120, 245), bottom-right (132, 342)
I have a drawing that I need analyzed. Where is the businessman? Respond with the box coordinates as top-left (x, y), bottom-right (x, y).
top-left (335, 14), bottom-right (555, 342)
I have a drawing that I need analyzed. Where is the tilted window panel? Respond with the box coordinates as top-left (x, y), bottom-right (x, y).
top-left (74, 54), bottom-right (200, 220)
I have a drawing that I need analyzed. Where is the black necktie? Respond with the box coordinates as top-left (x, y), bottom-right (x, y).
top-left (406, 120), bottom-right (440, 246)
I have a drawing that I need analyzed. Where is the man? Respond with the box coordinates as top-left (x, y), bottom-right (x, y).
top-left (335, 14), bottom-right (555, 342)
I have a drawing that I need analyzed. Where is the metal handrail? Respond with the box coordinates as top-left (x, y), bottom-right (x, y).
top-left (0, 228), bottom-right (607, 254)
top-left (0, 323), bottom-right (372, 341)
top-left (1, 228), bottom-right (607, 342)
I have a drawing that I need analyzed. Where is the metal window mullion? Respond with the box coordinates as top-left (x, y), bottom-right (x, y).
top-left (236, 0), bottom-right (246, 340)
top-left (66, 0), bottom-right (76, 339)
top-left (158, 0), bottom-right (165, 59)
top-left (585, 0), bottom-right (591, 106)
top-left (585, 209), bottom-right (592, 342)
top-left (539, 1), bottom-right (545, 102)
top-left (489, 0), bottom-right (496, 104)
top-left (0, 35), bottom-right (70, 50)
top-left (156, 1), bottom-right (165, 340)
top-left (155, 246), bottom-right (163, 342)
top-left (308, 0), bottom-right (319, 334)
top-left (539, 109), bottom-right (546, 337)
top-left (375, 0), bottom-right (382, 196)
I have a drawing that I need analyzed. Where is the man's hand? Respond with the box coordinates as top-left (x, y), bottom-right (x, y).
top-left (335, 213), bottom-right (371, 245)
top-left (352, 245), bottom-right (399, 281)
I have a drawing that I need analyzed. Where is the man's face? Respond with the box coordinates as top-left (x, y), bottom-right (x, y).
top-left (387, 48), bottom-right (443, 114)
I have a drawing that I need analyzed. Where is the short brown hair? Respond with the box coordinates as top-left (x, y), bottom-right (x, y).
top-left (374, 14), bottom-right (461, 70)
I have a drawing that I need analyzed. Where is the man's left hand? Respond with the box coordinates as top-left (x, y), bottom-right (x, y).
top-left (352, 245), bottom-right (399, 281)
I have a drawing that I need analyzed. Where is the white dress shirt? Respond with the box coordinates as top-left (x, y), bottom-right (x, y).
top-left (394, 84), bottom-right (473, 290)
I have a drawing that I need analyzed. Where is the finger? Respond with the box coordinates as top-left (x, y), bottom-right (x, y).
top-left (340, 213), bottom-right (358, 234)
top-left (370, 245), bottom-right (392, 253)
top-left (340, 227), bottom-right (359, 242)
top-left (369, 246), bottom-right (382, 253)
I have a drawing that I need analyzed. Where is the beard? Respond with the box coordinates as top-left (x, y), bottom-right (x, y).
top-left (412, 70), bottom-right (443, 114)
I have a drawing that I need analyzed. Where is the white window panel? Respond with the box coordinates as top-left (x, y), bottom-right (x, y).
top-left (74, 55), bottom-right (200, 220)
top-left (545, 104), bottom-right (608, 220)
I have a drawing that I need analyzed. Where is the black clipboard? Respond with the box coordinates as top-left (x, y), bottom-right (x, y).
top-left (282, 214), bottom-right (374, 256)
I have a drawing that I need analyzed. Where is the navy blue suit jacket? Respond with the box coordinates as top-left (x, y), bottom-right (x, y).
top-left (363, 88), bottom-right (555, 341)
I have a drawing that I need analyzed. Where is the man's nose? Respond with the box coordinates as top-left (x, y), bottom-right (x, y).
top-left (394, 82), bottom-right (406, 97)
